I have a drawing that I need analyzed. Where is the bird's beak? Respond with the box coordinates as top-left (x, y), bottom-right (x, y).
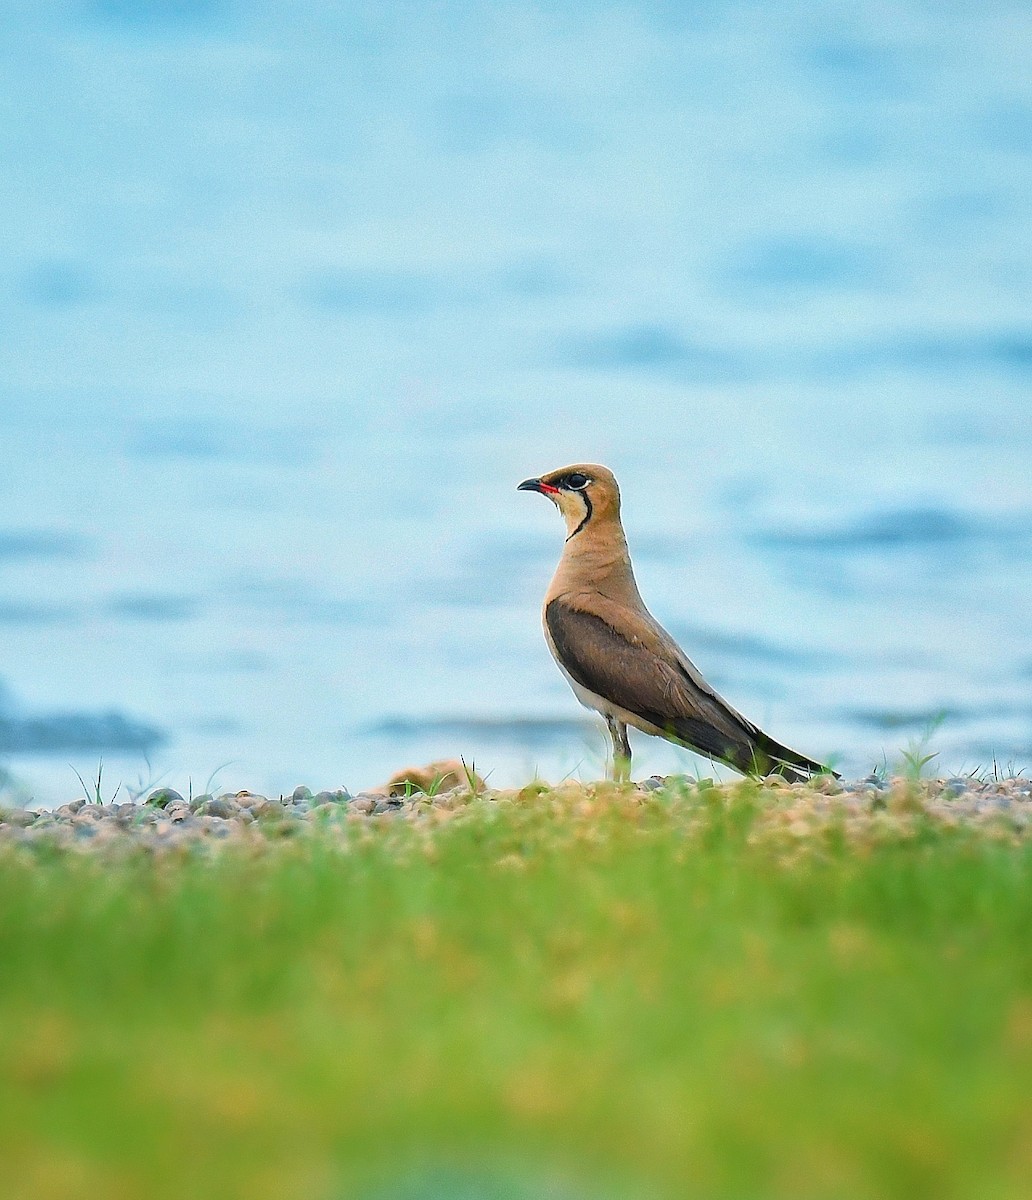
top-left (518, 477), bottom-right (560, 495)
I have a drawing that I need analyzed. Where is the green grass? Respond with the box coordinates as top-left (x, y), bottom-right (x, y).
top-left (2, 782), bottom-right (1032, 1200)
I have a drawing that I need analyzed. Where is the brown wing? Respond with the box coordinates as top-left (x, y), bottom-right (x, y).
top-left (545, 599), bottom-right (829, 779)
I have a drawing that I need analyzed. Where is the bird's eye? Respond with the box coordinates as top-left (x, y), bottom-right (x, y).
top-left (565, 472), bottom-right (589, 490)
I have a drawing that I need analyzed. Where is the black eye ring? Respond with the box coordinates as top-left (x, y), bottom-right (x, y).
top-left (565, 472), bottom-right (589, 490)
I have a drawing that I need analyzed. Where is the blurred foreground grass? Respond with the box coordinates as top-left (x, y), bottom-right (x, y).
top-left (2, 780), bottom-right (1032, 1200)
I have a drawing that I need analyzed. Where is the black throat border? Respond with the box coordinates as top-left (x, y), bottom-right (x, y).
top-left (566, 491), bottom-right (593, 542)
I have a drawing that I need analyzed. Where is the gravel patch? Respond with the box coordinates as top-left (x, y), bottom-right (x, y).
top-left (1, 776), bottom-right (1030, 854)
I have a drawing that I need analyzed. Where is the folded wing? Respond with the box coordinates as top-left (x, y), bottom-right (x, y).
top-left (545, 599), bottom-right (829, 780)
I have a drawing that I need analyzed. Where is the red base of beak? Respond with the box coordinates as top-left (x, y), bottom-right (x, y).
top-left (518, 478), bottom-right (560, 495)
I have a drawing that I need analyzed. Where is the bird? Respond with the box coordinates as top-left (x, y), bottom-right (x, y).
top-left (518, 463), bottom-right (835, 783)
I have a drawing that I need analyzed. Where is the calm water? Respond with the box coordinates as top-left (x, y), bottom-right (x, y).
top-left (1, 2), bottom-right (1030, 805)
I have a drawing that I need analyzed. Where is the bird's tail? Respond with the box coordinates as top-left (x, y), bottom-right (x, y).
top-left (735, 731), bottom-right (838, 783)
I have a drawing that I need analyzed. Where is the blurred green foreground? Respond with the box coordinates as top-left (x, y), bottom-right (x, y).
top-left (2, 782), bottom-right (1032, 1200)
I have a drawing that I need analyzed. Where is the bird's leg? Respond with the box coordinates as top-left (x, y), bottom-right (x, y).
top-left (606, 715), bottom-right (632, 783)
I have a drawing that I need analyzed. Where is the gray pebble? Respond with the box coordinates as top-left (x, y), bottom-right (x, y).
top-left (198, 796), bottom-right (238, 819)
top-left (942, 778), bottom-right (970, 798)
top-left (292, 786), bottom-right (313, 802)
top-left (250, 799), bottom-right (284, 819)
top-left (231, 792), bottom-right (268, 810)
top-left (860, 774), bottom-right (888, 792)
top-left (146, 788), bottom-right (185, 809)
top-left (313, 789), bottom-right (351, 806)
top-left (0, 807), bottom-right (38, 828)
top-left (639, 776), bottom-right (667, 792)
top-left (189, 793), bottom-right (214, 812)
top-left (310, 802), bottom-right (342, 819)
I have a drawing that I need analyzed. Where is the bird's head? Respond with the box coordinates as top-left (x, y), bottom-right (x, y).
top-left (517, 463), bottom-right (620, 540)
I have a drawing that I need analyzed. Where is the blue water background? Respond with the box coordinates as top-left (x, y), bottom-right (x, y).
top-left (1, 1), bottom-right (1030, 804)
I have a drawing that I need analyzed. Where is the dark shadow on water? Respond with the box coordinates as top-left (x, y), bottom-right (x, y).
top-left (668, 624), bottom-right (838, 668)
top-left (847, 707), bottom-right (969, 732)
top-left (755, 508), bottom-right (1028, 552)
top-left (17, 260), bottom-right (101, 309)
top-left (805, 36), bottom-right (910, 100)
top-left (559, 325), bottom-right (751, 382)
top-left (90, 0), bottom-right (230, 30)
top-left (0, 603), bottom-right (82, 625)
top-left (0, 531), bottom-right (90, 563)
top-left (898, 332), bottom-right (1032, 371)
top-left (366, 716), bottom-right (599, 750)
top-left (0, 682), bottom-right (165, 755)
top-left (561, 323), bottom-right (1032, 386)
top-left (720, 235), bottom-right (887, 292)
top-left (106, 593), bottom-right (201, 622)
top-left (0, 712), bottom-right (166, 755)
top-left (821, 331), bottom-right (1032, 376)
top-left (229, 578), bottom-right (376, 626)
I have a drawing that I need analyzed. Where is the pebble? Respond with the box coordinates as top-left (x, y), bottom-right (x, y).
top-left (230, 791), bottom-right (268, 810)
top-left (0, 807), bottom-right (39, 828)
top-left (310, 802), bottom-right (342, 819)
top-left (146, 788), bottom-right (185, 809)
top-left (197, 796), bottom-right (238, 819)
top-left (250, 800), bottom-right (281, 819)
top-left (860, 774), bottom-right (889, 792)
top-left (313, 789), bottom-right (351, 806)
